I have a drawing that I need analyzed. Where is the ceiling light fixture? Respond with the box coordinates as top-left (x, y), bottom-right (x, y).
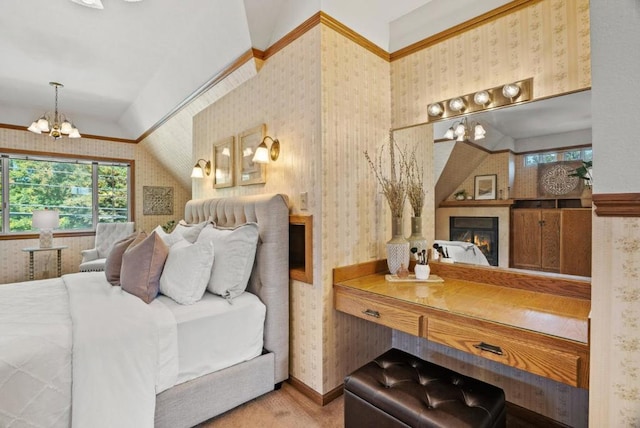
top-left (190, 159), bottom-right (211, 178)
top-left (28, 82), bottom-right (81, 139)
top-left (443, 117), bottom-right (486, 142)
top-left (425, 78), bottom-right (532, 123)
top-left (252, 136), bottom-right (281, 164)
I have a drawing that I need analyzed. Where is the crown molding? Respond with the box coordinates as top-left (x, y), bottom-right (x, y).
top-left (593, 193), bottom-right (640, 217)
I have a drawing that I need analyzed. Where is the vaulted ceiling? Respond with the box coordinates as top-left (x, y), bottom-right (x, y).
top-left (0, 0), bottom-right (512, 188)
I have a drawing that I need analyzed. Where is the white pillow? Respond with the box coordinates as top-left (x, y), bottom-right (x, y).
top-left (159, 239), bottom-right (215, 305)
top-left (154, 220), bottom-right (208, 246)
top-left (197, 223), bottom-right (259, 299)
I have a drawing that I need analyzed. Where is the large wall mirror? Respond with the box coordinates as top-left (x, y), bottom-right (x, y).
top-left (394, 89), bottom-right (592, 278)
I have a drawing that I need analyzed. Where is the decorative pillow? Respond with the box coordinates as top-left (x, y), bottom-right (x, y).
top-left (154, 220), bottom-right (208, 246)
top-left (104, 232), bottom-right (144, 286)
top-left (159, 239), bottom-right (215, 305)
top-left (197, 223), bottom-right (259, 299)
top-left (120, 231), bottom-right (169, 304)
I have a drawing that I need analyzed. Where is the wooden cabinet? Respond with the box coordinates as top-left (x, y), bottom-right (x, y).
top-left (511, 208), bottom-right (591, 276)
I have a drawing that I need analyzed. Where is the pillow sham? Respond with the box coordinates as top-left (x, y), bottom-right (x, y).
top-left (197, 222), bottom-right (259, 299)
top-left (104, 231), bottom-right (144, 286)
top-left (159, 239), bottom-right (215, 305)
top-left (120, 231), bottom-right (169, 304)
top-left (154, 220), bottom-right (209, 246)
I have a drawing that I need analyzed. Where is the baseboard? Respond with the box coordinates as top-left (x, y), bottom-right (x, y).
top-left (506, 402), bottom-right (572, 428)
top-left (287, 376), bottom-right (344, 406)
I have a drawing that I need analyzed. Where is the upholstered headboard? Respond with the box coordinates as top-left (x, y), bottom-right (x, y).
top-left (184, 193), bottom-right (290, 383)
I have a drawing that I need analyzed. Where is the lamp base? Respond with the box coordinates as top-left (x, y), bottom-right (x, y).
top-left (39, 229), bottom-right (53, 248)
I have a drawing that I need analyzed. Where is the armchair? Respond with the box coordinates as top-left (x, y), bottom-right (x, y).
top-left (79, 222), bottom-right (135, 272)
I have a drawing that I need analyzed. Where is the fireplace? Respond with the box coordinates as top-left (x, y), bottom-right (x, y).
top-left (449, 217), bottom-right (498, 266)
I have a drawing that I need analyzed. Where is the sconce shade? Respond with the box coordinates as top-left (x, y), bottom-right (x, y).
top-left (474, 123), bottom-right (486, 140)
top-left (191, 159), bottom-right (211, 178)
top-left (252, 136), bottom-right (280, 164)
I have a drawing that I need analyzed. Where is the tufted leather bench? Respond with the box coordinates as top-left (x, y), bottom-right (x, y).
top-left (344, 348), bottom-right (506, 428)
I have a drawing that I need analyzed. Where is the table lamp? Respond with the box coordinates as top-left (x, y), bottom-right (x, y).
top-left (32, 210), bottom-right (60, 248)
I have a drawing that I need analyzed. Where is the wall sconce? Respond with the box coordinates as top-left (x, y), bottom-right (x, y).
top-left (190, 158), bottom-right (211, 178)
top-left (426, 78), bottom-right (532, 123)
top-left (252, 136), bottom-right (280, 164)
top-left (32, 209), bottom-right (60, 248)
top-left (443, 117), bottom-right (486, 142)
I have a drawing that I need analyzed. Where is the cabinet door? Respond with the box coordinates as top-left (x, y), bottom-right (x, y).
top-left (561, 209), bottom-right (592, 276)
top-left (512, 209), bottom-right (542, 270)
top-left (540, 210), bottom-right (561, 272)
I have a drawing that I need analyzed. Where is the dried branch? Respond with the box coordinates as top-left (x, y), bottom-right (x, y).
top-left (404, 146), bottom-right (425, 217)
top-left (364, 134), bottom-right (406, 218)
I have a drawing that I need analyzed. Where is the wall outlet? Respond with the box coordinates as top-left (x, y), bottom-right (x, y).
top-left (300, 192), bottom-right (308, 210)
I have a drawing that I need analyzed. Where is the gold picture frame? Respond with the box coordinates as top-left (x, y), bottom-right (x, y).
top-left (212, 136), bottom-right (235, 189)
top-left (237, 124), bottom-right (266, 186)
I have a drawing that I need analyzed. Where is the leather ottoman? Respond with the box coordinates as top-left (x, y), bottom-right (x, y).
top-left (344, 348), bottom-right (506, 428)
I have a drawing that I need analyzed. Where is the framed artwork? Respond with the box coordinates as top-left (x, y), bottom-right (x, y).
top-left (237, 124), bottom-right (266, 186)
top-left (537, 161), bottom-right (582, 198)
top-left (143, 186), bottom-right (174, 215)
top-left (474, 174), bottom-right (497, 200)
top-left (212, 136), bottom-right (235, 189)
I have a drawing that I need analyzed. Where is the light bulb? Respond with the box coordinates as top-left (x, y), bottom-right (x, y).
top-left (473, 90), bottom-right (491, 106)
top-left (448, 97), bottom-right (466, 112)
top-left (427, 103), bottom-right (444, 117)
top-left (502, 83), bottom-right (521, 100)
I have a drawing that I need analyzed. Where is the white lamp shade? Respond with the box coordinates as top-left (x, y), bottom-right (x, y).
top-left (252, 144), bottom-right (270, 164)
top-left (474, 124), bottom-right (486, 140)
top-left (68, 127), bottom-right (81, 138)
top-left (190, 166), bottom-right (204, 178)
top-left (32, 210), bottom-right (59, 230)
top-left (444, 127), bottom-right (455, 140)
top-left (60, 120), bottom-right (73, 134)
top-left (28, 122), bottom-right (42, 134)
top-left (37, 117), bottom-right (50, 132)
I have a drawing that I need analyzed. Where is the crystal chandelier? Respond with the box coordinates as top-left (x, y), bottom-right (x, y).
top-left (27, 82), bottom-right (81, 139)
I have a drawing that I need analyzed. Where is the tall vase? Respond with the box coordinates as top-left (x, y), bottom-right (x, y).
top-left (386, 216), bottom-right (410, 274)
top-left (408, 216), bottom-right (428, 258)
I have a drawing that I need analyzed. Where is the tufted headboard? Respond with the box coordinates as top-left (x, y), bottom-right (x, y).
top-left (184, 193), bottom-right (290, 383)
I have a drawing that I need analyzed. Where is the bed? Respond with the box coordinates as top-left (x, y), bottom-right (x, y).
top-left (0, 193), bottom-right (290, 428)
top-left (434, 240), bottom-right (490, 265)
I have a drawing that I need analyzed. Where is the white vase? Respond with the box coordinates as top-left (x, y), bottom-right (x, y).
top-left (386, 216), bottom-right (410, 274)
top-left (407, 216), bottom-right (427, 257)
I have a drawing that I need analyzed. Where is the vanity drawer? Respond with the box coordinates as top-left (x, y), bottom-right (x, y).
top-left (335, 289), bottom-right (423, 336)
top-left (427, 318), bottom-right (580, 387)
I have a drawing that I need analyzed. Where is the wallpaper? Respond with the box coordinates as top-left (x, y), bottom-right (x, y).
top-left (591, 216), bottom-right (640, 427)
top-left (0, 128), bottom-right (190, 284)
top-left (390, 0), bottom-right (591, 425)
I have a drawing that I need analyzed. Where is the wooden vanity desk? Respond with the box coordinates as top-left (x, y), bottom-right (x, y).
top-left (334, 260), bottom-right (591, 389)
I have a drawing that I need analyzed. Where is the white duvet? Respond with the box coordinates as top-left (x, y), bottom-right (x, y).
top-left (0, 272), bottom-right (178, 428)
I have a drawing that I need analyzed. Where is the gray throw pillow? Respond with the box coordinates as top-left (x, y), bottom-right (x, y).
top-left (104, 232), bottom-right (144, 286)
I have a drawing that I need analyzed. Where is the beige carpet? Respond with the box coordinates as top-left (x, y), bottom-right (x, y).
top-left (197, 382), bottom-right (344, 428)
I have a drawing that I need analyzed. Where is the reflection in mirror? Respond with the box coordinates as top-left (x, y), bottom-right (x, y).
top-left (428, 90), bottom-right (592, 277)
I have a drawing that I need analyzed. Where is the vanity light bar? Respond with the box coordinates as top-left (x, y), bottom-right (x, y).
top-left (426, 77), bottom-right (533, 123)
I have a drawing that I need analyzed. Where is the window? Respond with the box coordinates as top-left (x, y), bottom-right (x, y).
top-left (523, 147), bottom-right (592, 167)
top-left (1, 154), bottom-right (131, 235)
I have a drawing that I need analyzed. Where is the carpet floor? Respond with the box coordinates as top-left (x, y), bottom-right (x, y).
top-left (197, 382), bottom-right (344, 428)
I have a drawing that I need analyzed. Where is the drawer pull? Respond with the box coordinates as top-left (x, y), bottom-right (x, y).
top-left (362, 309), bottom-right (381, 318)
top-left (473, 342), bottom-right (504, 355)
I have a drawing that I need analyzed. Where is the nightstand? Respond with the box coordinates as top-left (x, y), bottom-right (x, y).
top-left (21, 246), bottom-right (68, 280)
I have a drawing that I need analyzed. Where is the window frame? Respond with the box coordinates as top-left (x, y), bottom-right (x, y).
top-left (522, 145), bottom-right (592, 167)
top-left (0, 148), bottom-right (135, 240)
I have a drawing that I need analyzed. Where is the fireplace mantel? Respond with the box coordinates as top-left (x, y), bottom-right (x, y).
top-left (439, 199), bottom-right (514, 208)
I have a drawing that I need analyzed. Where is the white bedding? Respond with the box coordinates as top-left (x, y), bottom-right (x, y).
top-left (156, 291), bottom-right (265, 385)
top-left (0, 279), bottom-right (72, 428)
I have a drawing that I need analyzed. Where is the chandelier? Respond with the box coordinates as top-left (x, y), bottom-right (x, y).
top-left (27, 82), bottom-right (81, 139)
top-left (443, 117), bottom-right (486, 142)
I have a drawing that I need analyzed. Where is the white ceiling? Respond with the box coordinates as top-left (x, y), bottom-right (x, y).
top-left (0, 0), bottom-right (516, 141)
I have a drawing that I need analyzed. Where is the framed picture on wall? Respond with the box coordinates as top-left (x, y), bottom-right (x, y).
top-left (212, 136), bottom-right (235, 189)
top-left (474, 174), bottom-right (497, 200)
top-left (237, 124), bottom-right (266, 186)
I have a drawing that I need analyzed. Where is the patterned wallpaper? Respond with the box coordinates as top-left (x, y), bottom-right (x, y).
top-left (0, 128), bottom-right (190, 284)
top-left (390, 0), bottom-right (591, 425)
